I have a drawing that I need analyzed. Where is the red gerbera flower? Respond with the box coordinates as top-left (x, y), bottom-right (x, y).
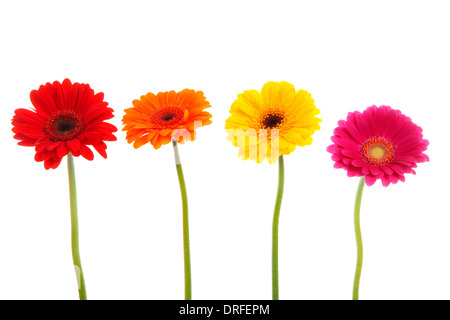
top-left (12, 79), bottom-right (117, 169)
top-left (327, 105), bottom-right (429, 186)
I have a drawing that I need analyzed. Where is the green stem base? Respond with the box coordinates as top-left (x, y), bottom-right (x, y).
top-left (173, 140), bottom-right (192, 300)
top-left (352, 176), bottom-right (365, 300)
top-left (272, 155), bottom-right (285, 300)
top-left (67, 153), bottom-right (87, 300)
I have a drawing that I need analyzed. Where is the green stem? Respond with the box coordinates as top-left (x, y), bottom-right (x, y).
top-left (352, 176), bottom-right (365, 300)
top-left (172, 140), bottom-right (191, 300)
top-left (67, 153), bottom-right (87, 300)
top-left (272, 155), bottom-right (285, 300)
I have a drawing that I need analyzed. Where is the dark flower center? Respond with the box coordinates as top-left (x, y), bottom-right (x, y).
top-left (45, 111), bottom-right (83, 141)
top-left (262, 113), bottom-right (285, 129)
top-left (161, 113), bottom-right (176, 122)
top-left (152, 106), bottom-right (184, 126)
top-left (56, 119), bottom-right (76, 134)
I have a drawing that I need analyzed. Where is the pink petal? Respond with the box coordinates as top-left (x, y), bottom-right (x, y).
top-left (382, 177), bottom-right (391, 187)
top-left (365, 175), bottom-right (377, 186)
top-left (351, 159), bottom-right (365, 167)
top-left (381, 165), bottom-right (394, 175)
top-left (370, 166), bottom-right (382, 175)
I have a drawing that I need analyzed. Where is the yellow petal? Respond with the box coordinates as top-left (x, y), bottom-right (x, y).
top-left (261, 81), bottom-right (296, 110)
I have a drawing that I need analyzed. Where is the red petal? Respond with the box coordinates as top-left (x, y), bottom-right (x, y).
top-left (93, 142), bottom-right (107, 158)
top-left (35, 150), bottom-right (53, 162)
top-left (13, 108), bottom-right (46, 127)
top-left (57, 142), bottom-right (69, 158)
top-left (44, 156), bottom-right (62, 170)
top-left (67, 139), bottom-right (81, 152)
top-left (47, 141), bottom-right (61, 151)
top-left (80, 145), bottom-right (94, 161)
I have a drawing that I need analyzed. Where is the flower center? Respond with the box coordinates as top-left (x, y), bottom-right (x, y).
top-left (261, 112), bottom-right (285, 129)
top-left (369, 145), bottom-right (386, 159)
top-left (151, 106), bottom-right (184, 126)
top-left (161, 113), bottom-right (176, 121)
top-left (45, 111), bottom-right (83, 141)
top-left (360, 137), bottom-right (396, 166)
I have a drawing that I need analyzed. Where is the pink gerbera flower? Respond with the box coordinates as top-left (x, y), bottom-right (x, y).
top-left (327, 105), bottom-right (429, 186)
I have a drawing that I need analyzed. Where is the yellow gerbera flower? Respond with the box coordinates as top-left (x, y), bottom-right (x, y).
top-left (225, 81), bottom-right (321, 163)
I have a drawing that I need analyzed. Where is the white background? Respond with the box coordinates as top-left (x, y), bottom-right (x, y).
top-left (0, 0), bottom-right (449, 300)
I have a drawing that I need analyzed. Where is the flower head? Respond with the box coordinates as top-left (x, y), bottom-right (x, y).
top-left (327, 105), bottom-right (429, 186)
top-left (122, 89), bottom-right (212, 149)
top-left (12, 79), bottom-right (117, 169)
top-left (225, 81), bottom-right (321, 163)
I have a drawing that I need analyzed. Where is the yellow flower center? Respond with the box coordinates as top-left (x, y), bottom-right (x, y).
top-left (360, 137), bottom-right (396, 166)
top-left (369, 145), bottom-right (386, 159)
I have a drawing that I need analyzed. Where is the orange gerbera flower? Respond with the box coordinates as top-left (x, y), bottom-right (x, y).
top-left (122, 89), bottom-right (212, 149)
